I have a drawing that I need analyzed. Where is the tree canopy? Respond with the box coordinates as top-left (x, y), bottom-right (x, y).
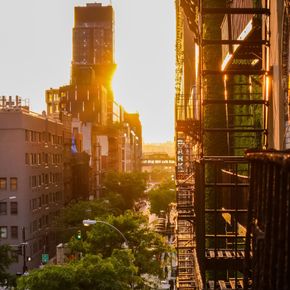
top-left (16, 172), bottom-right (172, 289)
top-left (148, 180), bottom-right (176, 215)
top-left (18, 211), bottom-right (170, 289)
top-left (17, 250), bottom-right (137, 290)
top-left (69, 210), bottom-right (170, 278)
top-left (102, 171), bottom-right (148, 211)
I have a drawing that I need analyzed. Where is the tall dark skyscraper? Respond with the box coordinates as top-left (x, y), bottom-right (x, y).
top-left (71, 3), bottom-right (115, 86)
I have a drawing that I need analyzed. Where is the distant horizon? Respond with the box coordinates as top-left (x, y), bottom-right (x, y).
top-left (0, 1), bottom-right (175, 143)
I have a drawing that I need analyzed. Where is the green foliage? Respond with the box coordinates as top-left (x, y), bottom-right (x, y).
top-left (17, 251), bottom-right (137, 290)
top-left (54, 199), bottom-right (115, 228)
top-left (51, 199), bottom-right (115, 244)
top-left (103, 171), bottom-right (148, 211)
top-left (203, 0), bottom-right (227, 156)
top-left (69, 210), bottom-right (170, 278)
top-left (17, 264), bottom-right (77, 290)
top-left (229, 75), bottom-right (263, 156)
top-left (19, 172), bottom-right (169, 288)
top-left (148, 180), bottom-right (176, 214)
top-left (0, 244), bottom-right (16, 287)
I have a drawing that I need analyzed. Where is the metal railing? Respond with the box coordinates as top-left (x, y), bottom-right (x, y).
top-left (245, 150), bottom-right (290, 290)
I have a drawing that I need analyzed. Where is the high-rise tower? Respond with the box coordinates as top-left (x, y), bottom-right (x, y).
top-left (71, 3), bottom-right (116, 86)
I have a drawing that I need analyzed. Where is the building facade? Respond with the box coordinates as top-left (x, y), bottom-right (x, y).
top-left (0, 97), bottom-right (65, 273)
top-left (45, 3), bottom-right (142, 199)
top-left (174, 1), bottom-right (290, 289)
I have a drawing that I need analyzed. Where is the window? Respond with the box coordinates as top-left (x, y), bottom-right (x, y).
top-left (10, 178), bottom-right (17, 191)
top-left (0, 178), bottom-right (7, 190)
top-left (25, 130), bottom-right (30, 142)
top-left (45, 215), bottom-right (49, 225)
top-left (31, 176), bottom-right (37, 188)
top-left (11, 226), bottom-right (18, 239)
top-left (25, 153), bottom-right (29, 165)
top-left (44, 174), bottom-right (49, 185)
top-left (10, 202), bottom-right (18, 215)
top-left (0, 202), bottom-right (7, 215)
top-left (31, 154), bottom-right (37, 165)
top-left (0, 226), bottom-right (8, 239)
top-left (32, 199), bottom-right (37, 210)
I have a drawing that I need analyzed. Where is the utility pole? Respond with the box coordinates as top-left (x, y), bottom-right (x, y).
top-left (22, 227), bottom-right (27, 274)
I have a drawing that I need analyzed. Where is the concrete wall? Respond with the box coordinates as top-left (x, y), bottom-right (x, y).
top-left (0, 110), bottom-right (65, 273)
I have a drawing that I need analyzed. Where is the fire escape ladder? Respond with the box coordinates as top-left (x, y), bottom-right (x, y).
top-left (176, 136), bottom-right (200, 289)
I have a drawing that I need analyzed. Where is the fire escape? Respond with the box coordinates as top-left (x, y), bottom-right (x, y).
top-left (197, 0), bottom-right (270, 288)
top-left (175, 1), bottom-right (202, 289)
top-left (175, 0), bottom-right (271, 289)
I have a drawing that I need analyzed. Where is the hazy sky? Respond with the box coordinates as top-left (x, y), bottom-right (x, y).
top-left (0, 0), bottom-right (175, 143)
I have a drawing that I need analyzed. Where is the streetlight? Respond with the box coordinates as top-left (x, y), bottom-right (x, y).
top-left (0, 196), bottom-right (16, 202)
top-left (82, 219), bottom-right (133, 289)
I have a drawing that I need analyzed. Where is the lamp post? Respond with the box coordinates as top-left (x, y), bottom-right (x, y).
top-left (0, 196), bottom-right (16, 202)
top-left (82, 219), bottom-right (133, 288)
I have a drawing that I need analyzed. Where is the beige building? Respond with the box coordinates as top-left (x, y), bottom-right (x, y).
top-left (0, 96), bottom-right (65, 273)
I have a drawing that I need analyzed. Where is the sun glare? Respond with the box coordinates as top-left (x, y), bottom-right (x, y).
top-left (111, 0), bottom-right (176, 142)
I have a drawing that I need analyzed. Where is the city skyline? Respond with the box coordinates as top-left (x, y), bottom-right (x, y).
top-left (0, 0), bottom-right (175, 143)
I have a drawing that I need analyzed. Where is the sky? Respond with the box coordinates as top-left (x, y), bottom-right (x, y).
top-left (0, 0), bottom-right (175, 143)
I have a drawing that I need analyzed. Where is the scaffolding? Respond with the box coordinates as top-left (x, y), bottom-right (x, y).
top-left (175, 0), bottom-right (270, 289)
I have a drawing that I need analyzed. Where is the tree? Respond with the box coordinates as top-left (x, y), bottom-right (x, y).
top-left (148, 180), bottom-right (176, 214)
top-left (0, 244), bottom-right (16, 287)
top-left (17, 250), bottom-right (138, 290)
top-left (17, 264), bottom-right (77, 290)
top-left (54, 199), bottom-right (116, 229)
top-left (50, 199), bottom-right (121, 245)
top-left (102, 171), bottom-right (148, 211)
top-left (69, 210), bottom-right (170, 278)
